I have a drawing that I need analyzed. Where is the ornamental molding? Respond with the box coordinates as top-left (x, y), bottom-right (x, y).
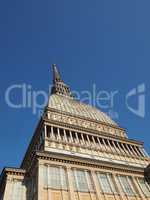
top-left (46, 109), bottom-right (127, 138)
top-left (35, 151), bottom-right (145, 175)
top-left (0, 168), bottom-right (26, 187)
top-left (44, 110), bottom-right (143, 146)
top-left (4, 168), bottom-right (26, 175)
top-left (45, 138), bottom-right (148, 162)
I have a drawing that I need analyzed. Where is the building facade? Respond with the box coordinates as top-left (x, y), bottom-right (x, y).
top-left (0, 65), bottom-right (150, 200)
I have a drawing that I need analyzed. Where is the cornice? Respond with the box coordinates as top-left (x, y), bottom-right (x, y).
top-left (0, 168), bottom-right (26, 179)
top-left (45, 138), bottom-right (149, 161)
top-left (35, 150), bottom-right (145, 175)
top-left (0, 167), bottom-right (26, 190)
top-left (46, 107), bottom-right (124, 131)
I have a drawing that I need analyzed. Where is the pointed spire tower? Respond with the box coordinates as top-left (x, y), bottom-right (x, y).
top-left (0, 64), bottom-right (149, 200)
top-left (52, 64), bottom-right (62, 83)
top-left (51, 64), bottom-right (74, 98)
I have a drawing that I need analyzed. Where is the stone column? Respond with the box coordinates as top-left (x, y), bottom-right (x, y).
top-left (112, 173), bottom-right (124, 200)
top-left (50, 126), bottom-right (56, 148)
top-left (64, 130), bottom-right (70, 151)
top-left (66, 167), bottom-right (75, 200)
top-left (91, 170), bottom-right (103, 200)
top-left (112, 140), bottom-right (121, 155)
top-left (120, 143), bottom-right (128, 155)
top-left (97, 137), bottom-right (102, 150)
top-left (141, 148), bottom-right (149, 157)
top-left (84, 170), bottom-right (93, 199)
top-left (121, 143), bottom-right (134, 163)
top-left (69, 130), bottom-right (76, 151)
top-left (132, 177), bottom-right (146, 200)
top-left (106, 174), bottom-right (114, 192)
top-left (44, 125), bottom-right (47, 138)
top-left (75, 132), bottom-right (79, 143)
top-left (64, 129), bottom-right (68, 142)
top-left (51, 126), bottom-right (54, 139)
top-left (133, 146), bottom-right (141, 157)
top-left (57, 128), bottom-right (63, 149)
top-left (38, 163), bottom-right (48, 200)
top-left (2, 177), bottom-right (12, 200)
top-left (130, 145), bottom-right (138, 157)
top-left (96, 137), bottom-right (105, 157)
top-left (57, 128), bottom-right (61, 140)
top-left (47, 165), bottom-right (52, 200)
top-left (120, 143), bottom-right (131, 163)
top-left (81, 133), bottom-right (85, 145)
top-left (87, 135), bottom-right (91, 146)
top-left (116, 142), bottom-right (125, 155)
top-left (107, 139), bottom-right (115, 154)
top-left (125, 143), bottom-right (136, 160)
top-left (102, 138), bottom-right (109, 152)
top-left (69, 130), bottom-right (74, 143)
top-left (126, 177), bottom-right (138, 199)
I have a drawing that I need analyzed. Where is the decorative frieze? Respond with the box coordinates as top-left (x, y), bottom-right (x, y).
top-left (47, 111), bottom-right (126, 138)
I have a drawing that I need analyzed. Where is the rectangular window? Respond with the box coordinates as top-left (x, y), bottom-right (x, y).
top-left (97, 173), bottom-right (116, 194)
top-left (60, 167), bottom-right (68, 190)
top-left (9, 181), bottom-right (26, 200)
top-left (43, 165), bottom-right (68, 190)
top-left (73, 169), bottom-right (94, 192)
top-left (49, 167), bottom-right (61, 189)
top-left (138, 178), bottom-right (150, 197)
top-left (107, 174), bottom-right (117, 193)
top-left (117, 175), bottom-right (135, 196)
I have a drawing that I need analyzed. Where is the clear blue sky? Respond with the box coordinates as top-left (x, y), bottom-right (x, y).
top-left (0, 0), bottom-right (150, 171)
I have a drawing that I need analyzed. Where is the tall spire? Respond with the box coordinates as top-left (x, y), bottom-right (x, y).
top-left (51, 64), bottom-right (74, 98)
top-left (52, 64), bottom-right (62, 83)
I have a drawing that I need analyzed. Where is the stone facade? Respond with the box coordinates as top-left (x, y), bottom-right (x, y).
top-left (0, 64), bottom-right (150, 200)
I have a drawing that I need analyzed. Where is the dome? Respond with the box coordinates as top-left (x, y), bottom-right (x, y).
top-left (48, 94), bottom-right (118, 126)
top-left (49, 64), bottom-right (118, 127)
